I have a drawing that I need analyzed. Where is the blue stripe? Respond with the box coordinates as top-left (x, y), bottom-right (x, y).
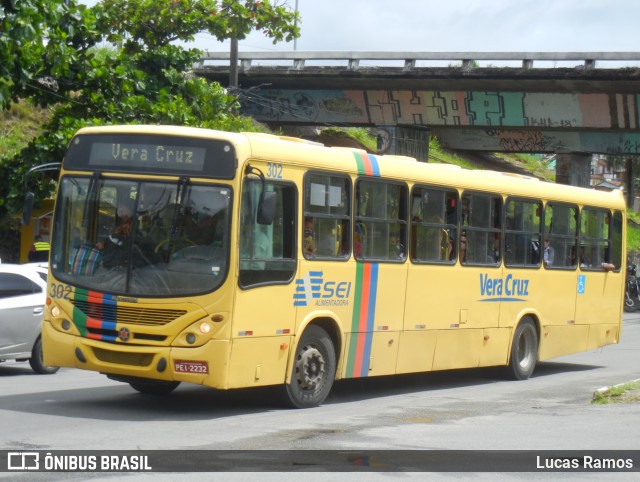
top-left (360, 263), bottom-right (379, 374)
top-left (367, 154), bottom-right (381, 177)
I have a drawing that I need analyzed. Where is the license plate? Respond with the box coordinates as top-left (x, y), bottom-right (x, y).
top-left (174, 360), bottom-right (209, 374)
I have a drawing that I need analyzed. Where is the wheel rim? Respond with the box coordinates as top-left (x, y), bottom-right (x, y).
top-left (294, 344), bottom-right (326, 392)
top-left (516, 326), bottom-right (535, 370)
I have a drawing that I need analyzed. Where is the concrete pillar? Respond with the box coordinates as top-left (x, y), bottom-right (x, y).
top-left (555, 153), bottom-right (592, 188)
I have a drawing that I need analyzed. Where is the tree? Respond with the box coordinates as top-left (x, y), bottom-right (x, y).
top-left (0, 0), bottom-right (98, 109)
top-left (95, 0), bottom-right (299, 50)
top-left (0, 0), bottom-right (299, 260)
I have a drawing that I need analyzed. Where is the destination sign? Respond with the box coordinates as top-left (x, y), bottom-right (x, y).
top-left (64, 133), bottom-right (237, 179)
top-left (89, 142), bottom-right (206, 171)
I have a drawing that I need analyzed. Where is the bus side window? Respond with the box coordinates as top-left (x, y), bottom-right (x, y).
top-left (410, 186), bottom-right (457, 264)
top-left (461, 192), bottom-right (502, 265)
top-left (580, 207), bottom-right (619, 271)
top-left (355, 179), bottom-right (407, 262)
top-left (303, 172), bottom-right (351, 260)
top-left (504, 198), bottom-right (542, 268)
top-left (544, 203), bottom-right (578, 269)
top-left (239, 178), bottom-right (296, 288)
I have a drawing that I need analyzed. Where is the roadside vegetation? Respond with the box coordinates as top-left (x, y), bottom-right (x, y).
top-left (592, 380), bottom-right (640, 404)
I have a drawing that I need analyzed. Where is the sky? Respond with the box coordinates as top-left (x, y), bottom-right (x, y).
top-left (79, 0), bottom-right (640, 55)
top-left (198, 0), bottom-right (639, 54)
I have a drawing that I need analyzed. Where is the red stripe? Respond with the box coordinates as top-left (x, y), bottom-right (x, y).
top-left (88, 291), bottom-right (105, 302)
top-left (86, 317), bottom-right (102, 329)
top-left (353, 263), bottom-right (372, 376)
top-left (362, 154), bottom-right (373, 176)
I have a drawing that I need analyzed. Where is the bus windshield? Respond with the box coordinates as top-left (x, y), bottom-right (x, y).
top-left (50, 176), bottom-right (231, 297)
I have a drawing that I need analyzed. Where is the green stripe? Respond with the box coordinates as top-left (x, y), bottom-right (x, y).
top-left (74, 288), bottom-right (89, 302)
top-left (73, 306), bottom-right (88, 337)
top-left (353, 151), bottom-right (366, 175)
top-left (346, 262), bottom-right (364, 376)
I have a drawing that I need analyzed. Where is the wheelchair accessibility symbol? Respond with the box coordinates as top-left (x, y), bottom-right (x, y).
top-left (577, 275), bottom-right (586, 294)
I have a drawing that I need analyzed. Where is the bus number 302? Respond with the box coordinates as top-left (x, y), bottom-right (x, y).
top-left (266, 162), bottom-right (283, 179)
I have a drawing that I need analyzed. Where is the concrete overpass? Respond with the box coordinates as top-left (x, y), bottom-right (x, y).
top-left (194, 51), bottom-right (640, 185)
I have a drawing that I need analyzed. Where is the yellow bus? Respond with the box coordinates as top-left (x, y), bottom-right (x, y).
top-left (36, 125), bottom-right (625, 408)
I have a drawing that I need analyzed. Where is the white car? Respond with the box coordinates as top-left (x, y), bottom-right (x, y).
top-left (0, 262), bottom-right (59, 374)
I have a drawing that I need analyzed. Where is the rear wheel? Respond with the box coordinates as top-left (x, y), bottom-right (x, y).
top-left (284, 325), bottom-right (336, 408)
top-left (507, 317), bottom-right (538, 380)
top-left (29, 337), bottom-right (59, 375)
top-left (129, 379), bottom-right (180, 395)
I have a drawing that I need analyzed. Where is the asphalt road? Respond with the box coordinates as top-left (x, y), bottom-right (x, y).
top-left (1, 314), bottom-right (639, 480)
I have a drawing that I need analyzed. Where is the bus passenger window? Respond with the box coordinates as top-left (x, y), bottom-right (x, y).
top-left (544, 203), bottom-right (578, 269)
top-left (504, 198), bottom-right (542, 268)
top-left (410, 187), bottom-right (457, 264)
top-left (303, 172), bottom-right (351, 260)
top-left (239, 178), bottom-right (296, 288)
top-left (461, 192), bottom-right (502, 265)
top-left (355, 179), bottom-right (407, 262)
top-left (580, 207), bottom-right (618, 271)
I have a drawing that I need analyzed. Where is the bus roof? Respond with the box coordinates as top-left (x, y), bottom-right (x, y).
top-left (72, 125), bottom-right (626, 211)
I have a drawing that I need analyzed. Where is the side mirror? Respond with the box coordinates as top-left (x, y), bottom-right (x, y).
top-left (22, 192), bottom-right (35, 226)
top-left (257, 191), bottom-right (276, 225)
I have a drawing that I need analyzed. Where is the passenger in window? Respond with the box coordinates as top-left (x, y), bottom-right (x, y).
top-left (389, 233), bottom-right (404, 260)
top-left (459, 234), bottom-right (467, 263)
top-left (354, 223), bottom-right (365, 258)
top-left (579, 246), bottom-right (590, 269)
top-left (303, 217), bottom-right (316, 257)
top-left (489, 236), bottom-right (500, 263)
top-left (543, 237), bottom-right (555, 267)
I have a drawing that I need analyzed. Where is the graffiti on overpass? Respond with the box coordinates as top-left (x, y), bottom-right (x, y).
top-left (243, 89), bottom-right (638, 130)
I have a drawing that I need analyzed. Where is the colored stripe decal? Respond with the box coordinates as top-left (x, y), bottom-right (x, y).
top-left (353, 152), bottom-right (380, 177)
top-left (72, 288), bottom-right (119, 341)
top-left (346, 262), bottom-right (379, 378)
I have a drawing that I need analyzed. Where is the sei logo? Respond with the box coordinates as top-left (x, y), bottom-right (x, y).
top-left (293, 271), bottom-right (352, 307)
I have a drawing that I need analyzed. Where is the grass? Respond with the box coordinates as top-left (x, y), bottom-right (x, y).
top-left (591, 380), bottom-right (640, 404)
top-left (0, 100), bottom-right (51, 160)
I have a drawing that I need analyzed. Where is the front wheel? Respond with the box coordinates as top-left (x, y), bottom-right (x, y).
top-left (29, 337), bottom-right (60, 375)
top-left (624, 291), bottom-right (639, 312)
top-left (507, 318), bottom-right (538, 380)
top-left (284, 325), bottom-right (336, 408)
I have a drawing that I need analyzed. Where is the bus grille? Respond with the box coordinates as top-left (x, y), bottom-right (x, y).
top-left (71, 299), bottom-right (187, 326)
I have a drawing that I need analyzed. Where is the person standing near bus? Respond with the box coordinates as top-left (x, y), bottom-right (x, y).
top-left (29, 235), bottom-right (50, 262)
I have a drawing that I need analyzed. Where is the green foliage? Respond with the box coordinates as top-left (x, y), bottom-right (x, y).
top-left (592, 381), bottom-right (640, 404)
top-left (627, 216), bottom-right (640, 252)
top-left (320, 127), bottom-right (377, 152)
top-left (0, 0), bottom-right (299, 223)
top-left (0, 0), bottom-right (99, 109)
top-left (94, 0), bottom-right (299, 51)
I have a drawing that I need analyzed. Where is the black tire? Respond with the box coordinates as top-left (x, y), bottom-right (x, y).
top-left (507, 318), bottom-right (538, 380)
top-left (129, 379), bottom-right (180, 395)
top-left (284, 325), bottom-right (336, 408)
top-left (29, 337), bottom-right (60, 375)
top-left (624, 293), bottom-right (638, 312)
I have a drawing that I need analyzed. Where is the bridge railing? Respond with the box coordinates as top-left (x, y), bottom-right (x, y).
top-left (198, 51), bottom-right (640, 71)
